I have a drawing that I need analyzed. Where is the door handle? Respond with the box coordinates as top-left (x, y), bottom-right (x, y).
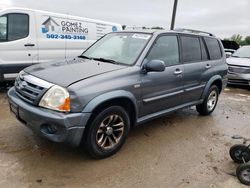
top-left (205, 64), bottom-right (211, 69)
top-left (24, 43), bottom-right (35, 47)
top-left (174, 69), bottom-right (183, 75)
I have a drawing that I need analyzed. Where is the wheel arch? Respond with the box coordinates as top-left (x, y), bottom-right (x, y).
top-left (82, 90), bottom-right (138, 127)
top-left (202, 75), bottom-right (223, 99)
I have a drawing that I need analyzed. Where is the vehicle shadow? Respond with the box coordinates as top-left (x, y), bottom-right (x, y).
top-left (0, 81), bottom-right (14, 93)
top-left (227, 84), bottom-right (250, 91)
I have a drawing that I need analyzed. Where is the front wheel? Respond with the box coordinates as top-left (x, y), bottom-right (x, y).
top-left (196, 85), bottom-right (219, 115)
top-left (85, 106), bottom-right (130, 159)
top-left (236, 164), bottom-right (250, 185)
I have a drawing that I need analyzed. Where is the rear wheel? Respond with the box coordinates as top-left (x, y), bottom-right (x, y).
top-left (196, 85), bottom-right (219, 115)
top-left (85, 106), bottom-right (130, 159)
top-left (229, 144), bottom-right (250, 164)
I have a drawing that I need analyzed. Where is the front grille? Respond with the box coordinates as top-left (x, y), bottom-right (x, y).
top-left (228, 65), bottom-right (250, 74)
top-left (15, 72), bottom-right (53, 105)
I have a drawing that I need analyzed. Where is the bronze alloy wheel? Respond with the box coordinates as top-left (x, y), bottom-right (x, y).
top-left (96, 114), bottom-right (125, 150)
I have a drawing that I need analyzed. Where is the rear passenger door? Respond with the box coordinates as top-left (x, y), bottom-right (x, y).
top-left (180, 35), bottom-right (209, 104)
top-left (140, 35), bottom-right (184, 117)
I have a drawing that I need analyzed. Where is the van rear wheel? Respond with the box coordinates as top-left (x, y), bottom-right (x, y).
top-left (85, 106), bottom-right (130, 159)
top-left (196, 85), bottom-right (219, 115)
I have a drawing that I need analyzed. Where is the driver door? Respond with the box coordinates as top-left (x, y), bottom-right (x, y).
top-left (140, 35), bottom-right (184, 117)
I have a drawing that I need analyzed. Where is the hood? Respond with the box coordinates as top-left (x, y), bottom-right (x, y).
top-left (227, 57), bottom-right (250, 67)
top-left (24, 58), bottom-right (126, 87)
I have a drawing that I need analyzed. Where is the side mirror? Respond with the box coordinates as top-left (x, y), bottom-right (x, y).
top-left (144, 60), bottom-right (165, 72)
top-left (225, 52), bottom-right (232, 58)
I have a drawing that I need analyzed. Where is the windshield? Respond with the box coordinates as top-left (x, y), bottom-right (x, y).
top-left (232, 46), bottom-right (250, 58)
top-left (81, 32), bottom-right (152, 65)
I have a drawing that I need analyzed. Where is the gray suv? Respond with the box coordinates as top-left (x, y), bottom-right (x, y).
top-left (8, 30), bottom-right (228, 158)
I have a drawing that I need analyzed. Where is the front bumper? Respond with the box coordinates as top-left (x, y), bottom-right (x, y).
top-left (227, 72), bottom-right (250, 86)
top-left (7, 87), bottom-right (91, 147)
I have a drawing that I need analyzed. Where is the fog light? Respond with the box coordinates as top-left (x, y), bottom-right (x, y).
top-left (41, 124), bottom-right (58, 134)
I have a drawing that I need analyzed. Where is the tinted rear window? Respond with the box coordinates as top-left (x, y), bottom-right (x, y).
top-left (181, 36), bottom-right (201, 63)
top-left (204, 37), bottom-right (222, 60)
top-left (200, 38), bottom-right (208, 61)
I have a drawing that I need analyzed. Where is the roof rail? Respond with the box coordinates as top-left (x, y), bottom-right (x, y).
top-left (174, 28), bottom-right (215, 37)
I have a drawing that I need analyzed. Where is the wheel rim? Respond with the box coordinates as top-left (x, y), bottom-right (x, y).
top-left (241, 169), bottom-right (250, 182)
top-left (96, 114), bottom-right (125, 150)
top-left (235, 150), bottom-right (248, 161)
top-left (207, 90), bottom-right (217, 111)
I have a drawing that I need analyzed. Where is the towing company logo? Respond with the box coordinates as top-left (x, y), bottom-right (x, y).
top-left (41, 17), bottom-right (60, 33)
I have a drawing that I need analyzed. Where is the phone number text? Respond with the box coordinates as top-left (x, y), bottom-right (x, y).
top-left (46, 34), bottom-right (86, 40)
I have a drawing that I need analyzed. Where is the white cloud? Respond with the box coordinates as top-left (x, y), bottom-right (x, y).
top-left (4, 0), bottom-right (250, 38)
top-left (0, 0), bottom-right (12, 9)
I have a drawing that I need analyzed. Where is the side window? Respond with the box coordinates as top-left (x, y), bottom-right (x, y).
top-left (8, 14), bottom-right (29, 41)
top-left (0, 13), bottom-right (29, 42)
top-left (200, 38), bottom-right (209, 61)
top-left (146, 35), bottom-right (179, 66)
top-left (181, 36), bottom-right (201, 63)
top-left (204, 37), bottom-right (222, 60)
top-left (0, 15), bottom-right (7, 41)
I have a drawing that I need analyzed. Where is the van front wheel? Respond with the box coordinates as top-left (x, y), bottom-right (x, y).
top-left (85, 106), bottom-right (130, 159)
top-left (196, 85), bottom-right (219, 115)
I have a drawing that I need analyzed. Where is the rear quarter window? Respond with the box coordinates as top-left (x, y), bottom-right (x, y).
top-left (204, 37), bottom-right (222, 60)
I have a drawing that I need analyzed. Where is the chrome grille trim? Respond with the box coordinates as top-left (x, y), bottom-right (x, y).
top-left (15, 72), bottom-right (54, 105)
top-left (228, 65), bottom-right (250, 74)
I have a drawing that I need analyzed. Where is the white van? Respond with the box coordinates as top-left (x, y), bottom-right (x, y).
top-left (0, 7), bottom-right (122, 82)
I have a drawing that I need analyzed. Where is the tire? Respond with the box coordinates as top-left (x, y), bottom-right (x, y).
top-left (236, 164), bottom-right (250, 185)
top-left (85, 106), bottom-right (130, 159)
top-left (229, 144), bottom-right (250, 164)
top-left (196, 85), bottom-right (219, 115)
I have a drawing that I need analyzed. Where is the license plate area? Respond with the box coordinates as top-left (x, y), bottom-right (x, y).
top-left (9, 102), bottom-right (19, 117)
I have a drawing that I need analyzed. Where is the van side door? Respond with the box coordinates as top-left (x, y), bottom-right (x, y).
top-left (35, 13), bottom-right (66, 63)
top-left (0, 11), bottom-right (38, 79)
top-left (65, 19), bottom-right (90, 59)
top-left (140, 35), bottom-right (184, 117)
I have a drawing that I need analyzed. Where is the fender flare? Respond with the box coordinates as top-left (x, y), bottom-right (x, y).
top-left (201, 75), bottom-right (222, 99)
top-left (82, 90), bottom-right (138, 117)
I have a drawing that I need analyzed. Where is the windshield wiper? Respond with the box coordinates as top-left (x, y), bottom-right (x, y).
top-left (231, 55), bottom-right (240, 58)
top-left (92, 57), bottom-right (119, 64)
top-left (78, 55), bottom-right (92, 60)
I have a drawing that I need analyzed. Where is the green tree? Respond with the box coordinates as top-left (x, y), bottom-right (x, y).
top-left (151, 26), bottom-right (164, 30)
top-left (230, 34), bottom-right (243, 45)
top-left (245, 36), bottom-right (250, 45)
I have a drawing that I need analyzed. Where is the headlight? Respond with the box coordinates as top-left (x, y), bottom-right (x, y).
top-left (39, 85), bottom-right (70, 112)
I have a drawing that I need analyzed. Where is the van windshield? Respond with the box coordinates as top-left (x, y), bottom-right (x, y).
top-left (81, 33), bottom-right (152, 65)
